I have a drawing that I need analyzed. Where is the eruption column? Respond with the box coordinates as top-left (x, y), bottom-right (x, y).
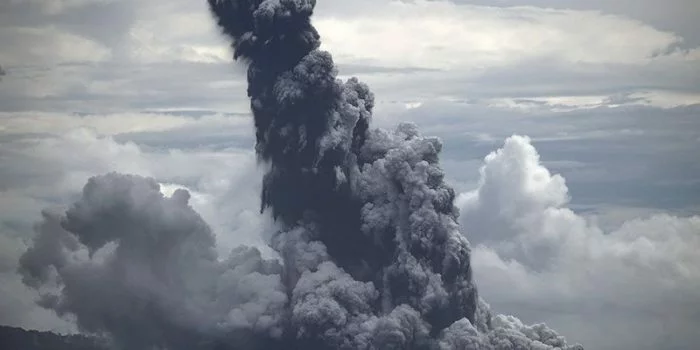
top-left (208, 0), bottom-right (479, 335)
top-left (17, 1), bottom-right (583, 349)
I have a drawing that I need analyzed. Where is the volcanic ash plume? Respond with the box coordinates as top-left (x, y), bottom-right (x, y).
top-left (18, 0), bottom-right (583, 349)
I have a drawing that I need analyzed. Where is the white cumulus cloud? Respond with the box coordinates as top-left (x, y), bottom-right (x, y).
top-left (458, 135), bottom-right (700, 349)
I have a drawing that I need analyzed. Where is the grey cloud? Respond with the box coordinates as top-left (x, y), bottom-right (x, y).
top-left (0, 0), bottom-right (247, 115)
top-left (112, 113), bottom-right (254, 151)
top-left (18, 173), bottom-right (288, 349)
top-left (337, 63), bottom-right (442, 75)
top-left (446, 0), bottom-right (700, 47)
top-left (2, 0), bottom-right (697, 122)
top-left (0, 61), bottom-right (249, 113)
top-left (0, 123), bottom-right (280, 334)
top-left (0, 0), bottom-right (215, 61)
top-left (362, 57), bottom-right (700, 105)
top-left (10, 0), bottom-right (134, 56)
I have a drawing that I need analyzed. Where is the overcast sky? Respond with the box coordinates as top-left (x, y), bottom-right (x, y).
top-left (1, 0), bottom-right (699, 349)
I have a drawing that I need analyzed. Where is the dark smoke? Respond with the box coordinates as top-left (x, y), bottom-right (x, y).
top-left (18, 0), bottom-right (583, 349)
top-left (208, 0), bottom-right (476, 339)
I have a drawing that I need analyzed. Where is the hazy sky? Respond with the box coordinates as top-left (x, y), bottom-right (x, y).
top-left (1, 1), bottom-right (699, 349)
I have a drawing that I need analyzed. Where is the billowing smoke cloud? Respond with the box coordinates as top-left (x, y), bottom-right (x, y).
top-left (19, 174), bottom-right (288, 349)
top-left (18, 0), bottom-right (582, 349)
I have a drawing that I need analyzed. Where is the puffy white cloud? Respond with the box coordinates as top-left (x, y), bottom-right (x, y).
top-left (458, 135), bottom-right (700, 349)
